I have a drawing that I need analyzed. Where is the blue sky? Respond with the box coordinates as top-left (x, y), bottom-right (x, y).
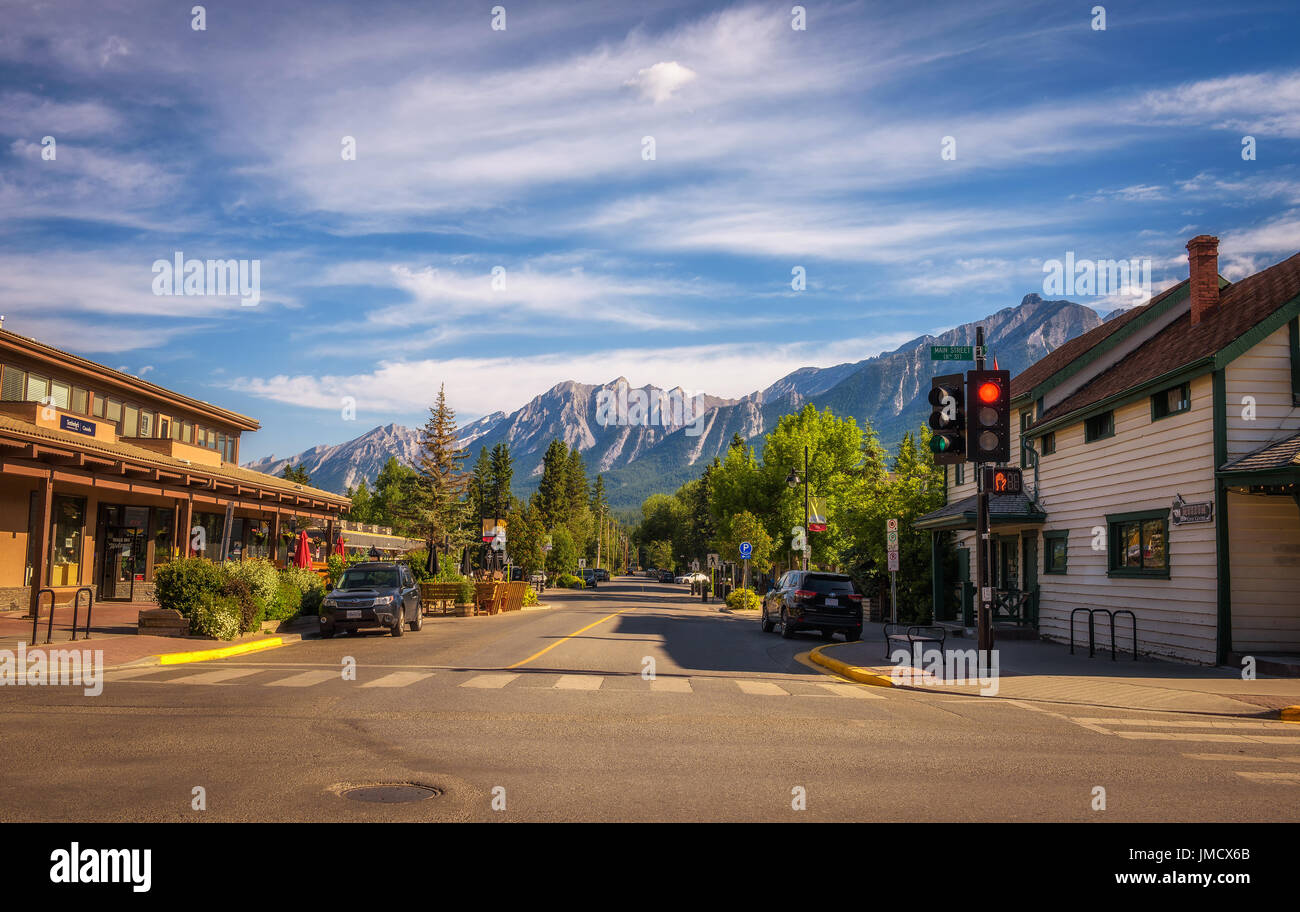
top-left (3, 0), bottom-right (1299, 462)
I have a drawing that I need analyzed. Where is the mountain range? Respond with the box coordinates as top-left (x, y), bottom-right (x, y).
top-left (243, 294), bottom-right (1102, 509)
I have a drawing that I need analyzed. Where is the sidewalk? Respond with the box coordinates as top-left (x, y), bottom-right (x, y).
top-left (0, 605), bottom-right (304, 669)
top-left (813, 622), bottom-right (1300, 718)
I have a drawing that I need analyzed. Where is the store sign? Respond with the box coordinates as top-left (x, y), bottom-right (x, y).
top-left (1172, 499), bottom-right (1213, 525)
top-left (59, 415), bottom-right (96, 436)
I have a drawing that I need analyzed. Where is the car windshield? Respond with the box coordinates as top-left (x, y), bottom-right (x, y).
top-left (338, 568), bottom-right (399, 590)
top-left (804, 574), bottom-right (855, 594)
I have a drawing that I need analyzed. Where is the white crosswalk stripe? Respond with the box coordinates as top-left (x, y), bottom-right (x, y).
top-left (460, 673), bottom-right (520, 689)
top-left (361, 671), bottom-right (434, 688)
top-left (554, 674), bottom-right (603, 690)
top-left (265, 670), bottom-right (338, 687)
top-left (816, 682), bottom-right (885, 699)
top-left (735, 680), bottom-right (789, 696)
top-left (169, 668), bottom-right (264, 685)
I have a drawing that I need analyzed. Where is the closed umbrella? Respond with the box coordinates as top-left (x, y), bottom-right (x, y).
top-left (335, 534), bottom-right (346, 558)
top-left (295, 530), bottom-right (312, 569)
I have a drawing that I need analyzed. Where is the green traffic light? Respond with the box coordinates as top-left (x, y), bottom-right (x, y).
top-left (931, 436), bottom-right (949, 453)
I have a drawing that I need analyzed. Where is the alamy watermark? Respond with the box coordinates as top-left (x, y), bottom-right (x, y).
top-left (0, 643), bottom-right (103, 696)
top-left (595, 382), bottom-right (706, 437)
top-left (1043, 252), bottom-right (1151, 302)
top-left (152, 251), bottom-right (261, 306)
top-left (889, 646), bottom-right (1000, 695)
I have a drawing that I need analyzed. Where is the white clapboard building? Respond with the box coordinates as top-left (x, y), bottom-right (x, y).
top-left (916, 236), bottom-right (1300, 666)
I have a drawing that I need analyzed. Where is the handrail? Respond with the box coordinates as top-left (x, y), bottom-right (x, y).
top-left (33, 588), bottom-right (55, 645)
top-left (72, 587), bottom-right (94, 641)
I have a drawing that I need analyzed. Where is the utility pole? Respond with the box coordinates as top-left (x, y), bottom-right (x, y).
top-left (974, 325), bottom-right (993, 666)
top-left (802, 444), bottom-right (810, 572)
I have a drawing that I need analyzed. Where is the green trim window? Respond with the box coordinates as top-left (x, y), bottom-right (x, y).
top-left (1084, 410), bottom-right (1115, 442)
top-left (1290, 318), bottom-right (1300, 407)
top-left (1151, 382), bottom-right (1191, 421)
top-left (1107, 509), bottom-right (1169, 578)
top-left (1044, 530), bottom-right (1068, 574)
top-left (955, 463), bottom-right (965, 486)
top-left (1041, 431), bottom-right (1056, 455)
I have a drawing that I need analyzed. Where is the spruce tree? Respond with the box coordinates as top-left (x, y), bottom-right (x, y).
top-left (415, 384), bottom-right (469, 558)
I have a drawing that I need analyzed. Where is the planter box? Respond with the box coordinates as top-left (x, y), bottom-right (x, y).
top-left (454, 603), bottom-right (474, 617)
top-left (137, 608), bottom-right (189, 638)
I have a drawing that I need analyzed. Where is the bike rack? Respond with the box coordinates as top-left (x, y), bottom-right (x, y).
top-left (71, 587), bottom-right (95, 641)
top-left (33, 588), bottom-right (55, 645)
top-left (1070, 607), bottom-right (1138, 660)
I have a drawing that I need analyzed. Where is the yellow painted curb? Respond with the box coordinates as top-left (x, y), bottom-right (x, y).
top-left (158, 637), bottom-right (285, 665)
top-left (1282, 706), bottom-right (1300, 723)
top-left (810, 643), bottom-right (895, 688)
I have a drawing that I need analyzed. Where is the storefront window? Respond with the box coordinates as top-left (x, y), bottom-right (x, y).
top-left (1107, 510), bottom-right (1170, 578)
top-left (153, 507), bottom-right (175, 561)
top-left (48, 495), bottom-right (86, 586)
top-left (193, 512), bottom-right (225, 559)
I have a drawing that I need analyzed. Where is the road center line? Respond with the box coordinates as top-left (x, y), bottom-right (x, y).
top-left (505, 608), bottom-right (632, 669)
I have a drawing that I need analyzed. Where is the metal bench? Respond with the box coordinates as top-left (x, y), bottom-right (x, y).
top-left (883, 623), bottom-right (947, 662)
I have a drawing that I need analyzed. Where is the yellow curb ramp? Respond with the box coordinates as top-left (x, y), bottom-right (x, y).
top-left (1282, 706), bottom-right (1300, 723)
top-left (158, 637), bottom-right (286, 666)
top-left (810, 643), bottom-right (895, 687)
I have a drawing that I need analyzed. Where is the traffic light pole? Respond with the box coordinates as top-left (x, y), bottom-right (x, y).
top-left (974, 326), bottom-right (994, 665)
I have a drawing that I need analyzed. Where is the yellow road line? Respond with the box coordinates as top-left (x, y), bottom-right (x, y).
top-left (158, 637), bottom-right (285, 665)
top-left (505, 609), bottom-right (631, 669)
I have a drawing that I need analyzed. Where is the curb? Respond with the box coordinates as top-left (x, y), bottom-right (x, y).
top-left (1282, 706), bottom-right (1300, 723)
top-left (809, 643), bottom-right (896, 688)
top-left (157, 635), bottom-right (292, 666)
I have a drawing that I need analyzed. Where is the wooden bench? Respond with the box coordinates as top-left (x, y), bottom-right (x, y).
top-left (419, 582), bottom-right (463, 616)
top-left (474, 582), bottom-right (504, 616)
top-left (883, 624), bottom-right (946, 662)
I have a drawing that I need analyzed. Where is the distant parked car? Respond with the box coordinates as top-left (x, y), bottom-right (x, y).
top-left (674, 572), bottom-right (692, 584)
top-left (657, 569), bottom-right (675, 583)
top-left (530, 571), bottom-right (547, 591)
top-left (579, 568), bottom-right (599, 588)
top-left (319, 562), bottom-right (422, 638)
top-left (594, 568), bottom-right (610, 582)
top-left (761, 570), bottom-right (862, 642)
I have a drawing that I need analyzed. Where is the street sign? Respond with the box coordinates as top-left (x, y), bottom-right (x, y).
top-left (886, 530), bottom-right (899, 547)
top-left (578, 558), bottom-right (586, 569)
top-left (690, 559), bottom-right (700, 572)
top-left (739, 541), bottom-right (752, 559)
top-left (930, 345), bottom-right (974, 360)
top-left (886, 519), bottom-right (898, 532)
top-left (707, 553), bottom-right (720, 569)
top-left (887, 550), bottom-right (899, 572)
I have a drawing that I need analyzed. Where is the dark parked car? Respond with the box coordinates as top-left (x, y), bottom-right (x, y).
top-left (579, 568), bottom-right (599, 588)
top-left (318, 562), bottom-right (422, 638)
top-left (761, 571), bottom-right (862, 642)
top-left (657, 569), bottom-right (675, 583)
top-left (594, 568), bottom-right (610, 582)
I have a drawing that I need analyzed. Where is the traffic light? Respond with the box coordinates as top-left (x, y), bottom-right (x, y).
top-left (983, 465), bottom-right (1023, 495)
top-left (927, 372), bottom-right (965, 465)
top-left (965, 369), bottom-right (1011, 463)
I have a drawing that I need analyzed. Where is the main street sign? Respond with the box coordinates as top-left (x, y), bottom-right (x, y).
top-left (930, 345), bottom-right (974, 360)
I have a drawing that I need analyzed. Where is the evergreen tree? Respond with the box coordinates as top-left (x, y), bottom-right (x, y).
top-left (414, 384), bottom-right (470, 558)
top-left (488, 442), bottom-right (514, 522)
top-left (533, 439), bottom-right (570, 529)
top-left (346, 478), bottom-right (374, 523)
top-left (468, 446), bottom-right (490, 531)
top-left (282, 464), bottom-right (311, 485)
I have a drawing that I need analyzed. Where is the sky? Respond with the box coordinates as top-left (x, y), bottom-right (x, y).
top-left (3, 0), bottom-right (1299, 462)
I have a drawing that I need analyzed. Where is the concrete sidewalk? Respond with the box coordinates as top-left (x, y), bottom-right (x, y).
top-left (0, 605), bottom-right (306, 669)
top-left (813, 622), bottom-right (1300, 717)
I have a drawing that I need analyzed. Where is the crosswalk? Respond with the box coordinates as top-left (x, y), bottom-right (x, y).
top-left (103, 665), bottom-right (886, 699)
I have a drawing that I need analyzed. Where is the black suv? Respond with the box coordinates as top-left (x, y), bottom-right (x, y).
top-left (319, 562), bottom-right (422, 638)
top-left (761, 571), bottom-right (863, 641)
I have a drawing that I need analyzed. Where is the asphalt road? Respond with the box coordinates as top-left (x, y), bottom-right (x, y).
top-left (1, 577), bottom-right (1297, 822)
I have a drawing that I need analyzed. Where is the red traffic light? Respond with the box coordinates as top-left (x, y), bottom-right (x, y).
top-left (977, 381), bottom-right (1001, 404)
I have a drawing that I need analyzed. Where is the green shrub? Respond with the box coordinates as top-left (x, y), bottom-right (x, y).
top-left (190, 592), bottom-right (241, 640)
top-left (279, 566), bottom-right (326, 614)
top-left (554, 573), bottom-right (582, 589)
top-left (221, 558), bottom-right (279, 606)
top-left (220, 576), bottom-right (264, 633)
top-left (456, 579), bottom-right (475, 604)
top-left (265, 579), bottom-right (303, 622)
top-left (326, 553), bottom-right (346, 587)
top-left (523, 586), bottom-right (539, 607)
top-left (153, 557), bottom-right (225, 618)
top-left (726, 587), bottom-right (762, 612)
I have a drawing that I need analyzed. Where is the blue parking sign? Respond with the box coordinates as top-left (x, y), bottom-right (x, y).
top-left (739, 541), bottom-right (752, 559)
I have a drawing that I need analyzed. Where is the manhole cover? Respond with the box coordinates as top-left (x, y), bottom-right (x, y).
top-left (342, 784), bottom-right (442, 804)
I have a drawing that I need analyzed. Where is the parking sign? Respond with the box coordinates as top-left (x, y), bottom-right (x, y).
top-left (739, 541), bottom-right (752, 559)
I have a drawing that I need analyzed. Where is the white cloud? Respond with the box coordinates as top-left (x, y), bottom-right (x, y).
top-left (626, 61), bottom-right (697, 103)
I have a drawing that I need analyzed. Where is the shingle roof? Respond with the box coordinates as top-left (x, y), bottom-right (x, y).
top-left (914, 492), bottom-right (1045, 529)
top-left (1029, 250), bottom-right (1300, 428)
top-left (0, 412), bottom-right (348, 507)
top-left (1219, 431), bottom-right (1300, 474)
top-left (1009, 280), bottom-right (1187, 400)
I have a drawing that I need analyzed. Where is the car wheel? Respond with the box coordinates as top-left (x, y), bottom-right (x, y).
top-left (780, 609), bottom-right (797, 639)
top-left (844, 626), bottom-right (862, 642)
top-left (760, 607), bottom-right (775, 633)
top-left (410, 607), bottom-right (423, 632)
top-left (391, 613), bottom-right (404, 637)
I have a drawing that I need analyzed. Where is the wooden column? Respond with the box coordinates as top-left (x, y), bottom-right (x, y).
top-left (269, 512), bottom-right (281, 567)
top-left (171, 501), bottom-right (184, 562)
top-left (326, 518), bottom-right (335, 559)
top-left (180, 497), bottom-right (194, 558)
top-left (28, 470), bottom-right (53, 617)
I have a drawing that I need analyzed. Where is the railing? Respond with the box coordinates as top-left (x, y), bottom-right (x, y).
top-left (992, 588), bottom-right (1038, 627)
top-left (33, 588), bottom-right (54, 645)
top-left (71, 587), bottom-right (95, 641)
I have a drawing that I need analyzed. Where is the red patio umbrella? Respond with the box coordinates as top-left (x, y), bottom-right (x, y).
top-left (294, 530), bottom-right (312, 569)
top-left (335, 534), bottom-right (346, 557)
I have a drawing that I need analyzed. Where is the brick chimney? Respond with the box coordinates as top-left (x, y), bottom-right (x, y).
top-left (1186, 234), bottom-right (1220, 325)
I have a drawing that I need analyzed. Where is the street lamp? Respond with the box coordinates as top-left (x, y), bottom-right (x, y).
top-left (786, 445), bottom-right (809, 572)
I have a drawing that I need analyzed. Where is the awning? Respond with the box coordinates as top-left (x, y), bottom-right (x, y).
top-left (913, 492), bottom-right (1047, 532)
top-left (1218, 431), bottom-right (1300, 485)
